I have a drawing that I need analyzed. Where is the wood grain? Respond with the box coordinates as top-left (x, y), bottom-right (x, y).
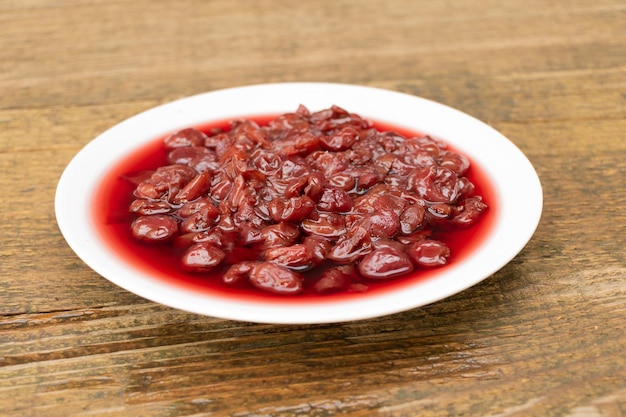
top-left (1, 0), bottom-right (625, 416)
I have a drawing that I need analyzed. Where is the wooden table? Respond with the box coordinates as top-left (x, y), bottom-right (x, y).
top-left (1, 1), bottom-right (625, 416)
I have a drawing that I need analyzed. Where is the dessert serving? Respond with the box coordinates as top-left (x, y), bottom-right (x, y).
top-left (56, 83), bottom-right (542, 323)
top-left (120, 105), bottom-right (488, 296)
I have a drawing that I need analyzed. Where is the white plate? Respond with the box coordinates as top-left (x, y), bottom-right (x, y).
top-left (55, 83), bottom-right (542, 324)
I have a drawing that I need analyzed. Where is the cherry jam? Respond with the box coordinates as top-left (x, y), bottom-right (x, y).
top-left (93, 109), bottom-right (497, 302)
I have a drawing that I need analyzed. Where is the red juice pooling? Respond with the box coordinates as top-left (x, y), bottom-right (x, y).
top-left (93, 108), bottom-right (497, 301)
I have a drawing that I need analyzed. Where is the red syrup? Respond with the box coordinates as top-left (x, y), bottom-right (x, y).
top-left (92, 116), bottom-right (498, 304)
